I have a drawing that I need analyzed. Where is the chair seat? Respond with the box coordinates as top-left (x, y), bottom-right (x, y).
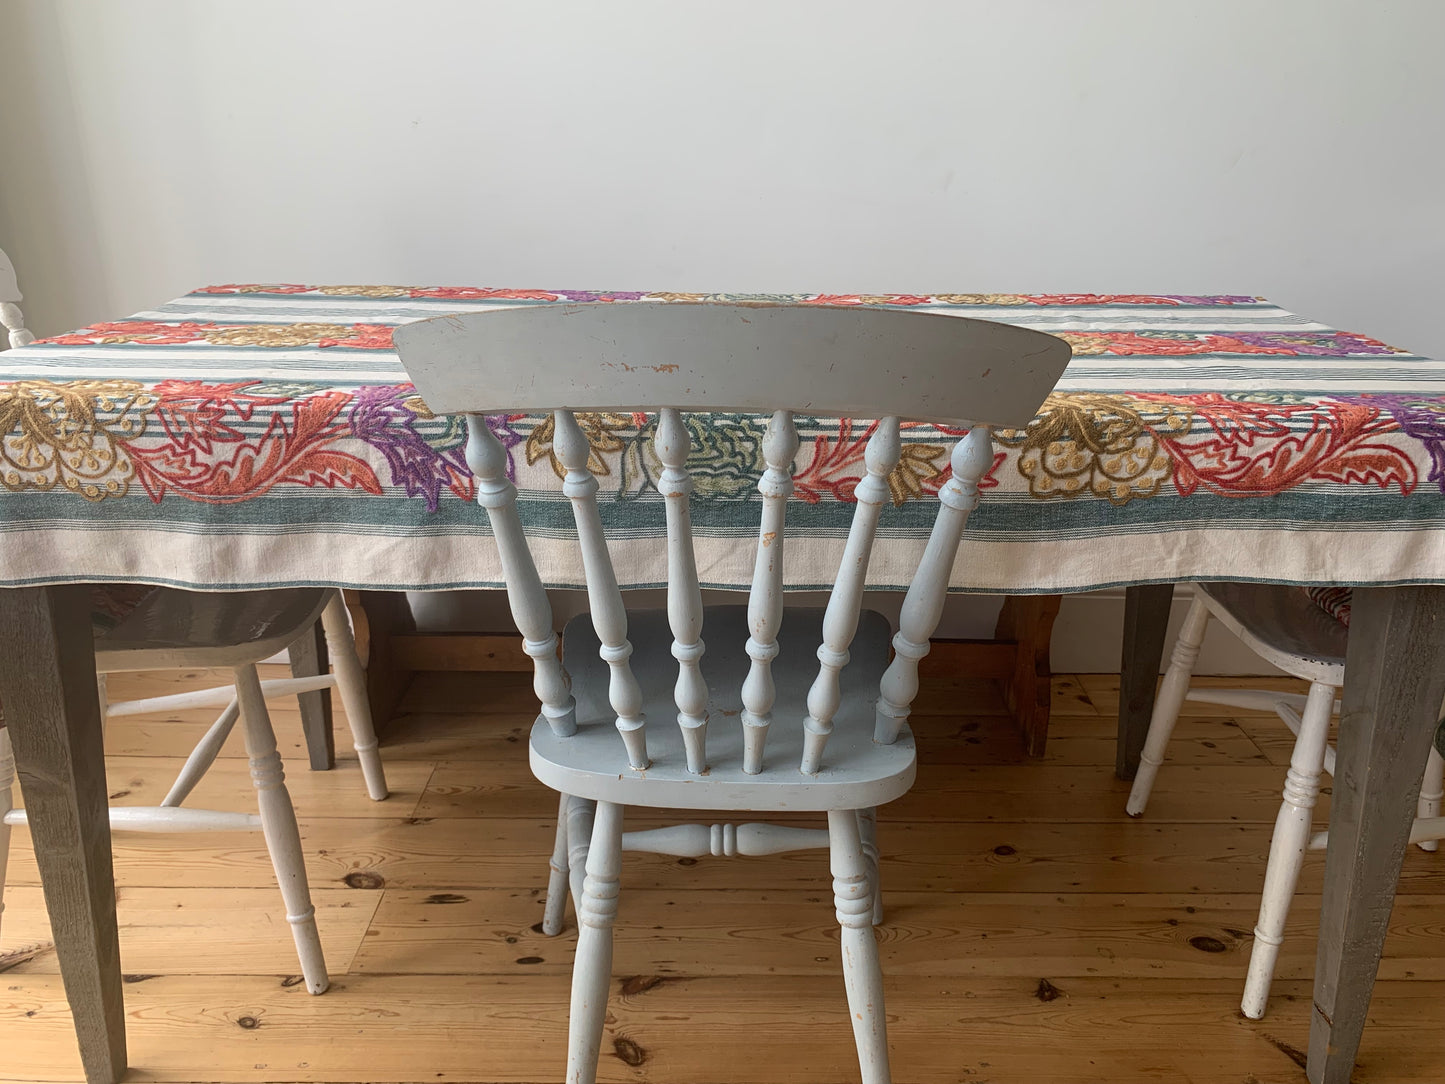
top-left (94, 587), bottom-right (331, 671)
top-left (1197, 581), bottom-right (1348, 684)
top-left (529, 606), bottom-right (916, 812)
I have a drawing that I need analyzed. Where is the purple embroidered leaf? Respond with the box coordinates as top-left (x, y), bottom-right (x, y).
top-left (349, 384), bottom-right (477, 511)
top-left (1338, 393), bottom-right (1445, 492)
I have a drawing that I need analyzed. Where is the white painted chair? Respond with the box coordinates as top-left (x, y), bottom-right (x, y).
top-left (395, 301), bottom-right (1071, 1084)
top-left (1124, 581), bottom-right (1445, 1020)
top-left (0, 253), bottom-right (379, 793)
top-left (0, 587), bottom-right (388, 991)
top-left (0, 253), bottom-right (387, 978)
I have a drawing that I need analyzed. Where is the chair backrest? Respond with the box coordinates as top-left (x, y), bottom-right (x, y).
top-left (0, 248), bottom-right (35, 349)
top-left (395, 301), bottom-right (1070, 776)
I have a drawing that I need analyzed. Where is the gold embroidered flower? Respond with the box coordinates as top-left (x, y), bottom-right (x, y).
top-left (201, 323), bottom-right (354, 347)
top-left (526, 412), bottom-right (636, 479)
top-left (0, 379), bottom-right (152, 500)
top-left (996, 393), bottom-right (1193, 505)
top-left (316, 285), bottom-right (410, 298)
top-left (933, 294), bottom-right (1030, 306)
top-left (887, 442), bottom-right (949, 504)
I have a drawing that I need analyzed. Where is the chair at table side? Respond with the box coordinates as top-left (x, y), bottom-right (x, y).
top-left (0, 250), bottom-right (367, 786)
top-left (1123, 581), bottom-right (1445, 1020)
top-left (394, 301), bottom-right (1071, 1084)
top-left (0, 588), bottom-right (389, 988)
top-left (0, 251), bottom-right (387, 969)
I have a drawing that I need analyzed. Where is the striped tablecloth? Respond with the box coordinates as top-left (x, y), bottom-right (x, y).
top-left (1, 287), bottom-right (1442, 595)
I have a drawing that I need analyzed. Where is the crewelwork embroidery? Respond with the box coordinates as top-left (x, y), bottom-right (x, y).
top-left (995, 393), bottom-right (1191, 505)
top-left (0, 379), bottom-right (152, 500)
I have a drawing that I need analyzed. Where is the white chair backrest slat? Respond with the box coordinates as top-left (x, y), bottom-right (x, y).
top-left (874, 426), bottom-right (992, 744)
top-left (394, 302), bottom-right (1072, 779)
top-left (798, 417), bottom-right (902, 774)
top-left (656, 408), bottom-right (709, 774)
top-left (464, 415), bottom-right (577, 737)
top-left (555, 409), bottom-right (649, 769)
top-left (740, 410), bottom-right (799, 774)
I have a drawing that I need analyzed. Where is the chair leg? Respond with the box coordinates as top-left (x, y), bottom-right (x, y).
top-left (856, 807), bottom-right (883, 925)
top-left (829, 809), bottom-right (891, 1084)
top-left (234, 664), bottom-right (329, 994)
top-left (0, 727), bottom-right (13, 947)
top-left (320, 591), bottom-right (388, 801)
top-left (566, 796), bottom-right (596, 914)
top-left (1126, 595), bottom-right (1210, 816)
top-left (1241, 680), bottom-right (1336, 1020)
top-left (542, 792), bottom-right (571, 936)
top-left (1416, 748), bottom-right (1444, 853)
top-left (566, 800), bottom-right (623, 1084)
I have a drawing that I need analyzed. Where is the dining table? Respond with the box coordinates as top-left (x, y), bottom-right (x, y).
top-left (1, 284), bottom-right (1443, 1084)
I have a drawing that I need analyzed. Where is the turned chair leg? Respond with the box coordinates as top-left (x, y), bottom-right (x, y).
top-left (1417, 748), bottom-right (1444, 853)
top-left (1241, 680), bottom-right (1336, 1019)
top-left (856, 807), bottom-right (883, 925)
top-left (830, 809), bottom-right (891, 1084)
top-left (0, 727), bottom-right (12, 947)
top-left (320, 591), bottom-right (388, 801)
top-left (234, 664), bottom-right (329, 994)
top-left (567, 800), bottom-right (623, 1084)
top-left (1126, 595), bottom-right (1210, 817)
top-left (565, 796), bottom-right (596, 915)
top-left (542, 792), bottom-right (571, 936)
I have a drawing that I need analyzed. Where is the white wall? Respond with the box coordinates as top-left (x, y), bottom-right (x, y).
top-left (2, 0), bottom-right (1435, 672)
top-left (3, 0), bottom-right (1442, 352)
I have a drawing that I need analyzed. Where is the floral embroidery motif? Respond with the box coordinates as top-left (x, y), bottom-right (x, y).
top-left (1339, 393), bottom-right (1445, 493)
top-left (202, 324), bottom-right (395, 349)
top-left (1057, 330), bottom-right (1400, 357)
top-left (0, 380), bottom-right (153, 500)
top-left (349, 385), bottom-right (474, 511)
top-left (792, 420), bottom-right (949, 505)
top-left (626, 414), bottom-right (769, 499)
top-left (317, 285), bottom-right (410, 298)
top-left (128, 382), bottom-right (381, 503)
top-left (995, 393), bottom-right (1193, 505)
top-left (408, 287), bottom-right (562, 301)
top-left (193, 284), bottom-right (312, 295)
top-left (1150, 394), bottom-right (1416, 497)
top-left (525, 411), bottom-right (642, 480)
top-left (41, 321), bottom-right (396, 350)
top-left (933, 294), bottom-right (1260, 306)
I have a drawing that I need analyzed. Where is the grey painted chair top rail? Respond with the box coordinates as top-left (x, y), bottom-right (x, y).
top-left (393, 301), bottom-right (1071, 426)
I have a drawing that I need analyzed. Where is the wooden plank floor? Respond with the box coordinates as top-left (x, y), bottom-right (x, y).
top-left (3, 667), bottom-right (1444, 1083)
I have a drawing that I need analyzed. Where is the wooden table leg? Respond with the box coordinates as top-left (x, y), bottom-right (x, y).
top-left (1308, 584), bottom-right (1445, 1084)
top-left (287, 620), bottom-right (335, 770)
top-left (348, 590), bottom-right (416, 738)
top-left (993, 594), bottom-right (1062, 757)
top-left (1116, 583), bottom-right (1175, 780)
top-left (0, 586), bottom-right (126, 1083)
